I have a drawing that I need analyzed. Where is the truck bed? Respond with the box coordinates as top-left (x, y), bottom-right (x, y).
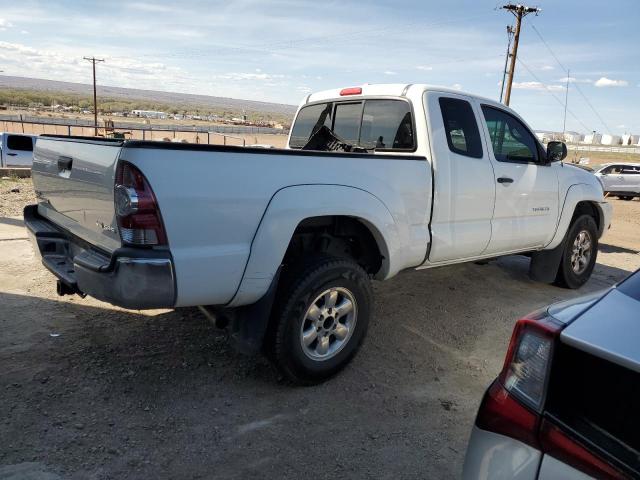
top-left (30, 136), bottom-right (432, 308)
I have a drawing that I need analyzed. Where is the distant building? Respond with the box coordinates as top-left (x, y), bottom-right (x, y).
top-left (621, 134), bottom-right (640, 146)
top-left (535, 131), bottom-right (560, 143)
top-left (563, 131), bottom-right (584, 143)
top-left (601, 134), bottom-right (621, 145)
top-left (583, 133), bottom-right (602, 144)
top-left (131, 110), bottom-right (167, 119)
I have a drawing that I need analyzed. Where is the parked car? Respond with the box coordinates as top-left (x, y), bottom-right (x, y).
top-left (463, 269), bottom-right (640, 479)
top-left (0, 132), bottom-right (37, 167)
top-left (25, 84), bottom-right (612, 383)
top-left (594, 162), bottom-right (640, 200)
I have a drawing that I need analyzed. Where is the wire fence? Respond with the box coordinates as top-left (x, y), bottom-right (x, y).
top-left (0, 116), bottom-right (289, 147)
top-left (567, 144), bottom-right (640, 155)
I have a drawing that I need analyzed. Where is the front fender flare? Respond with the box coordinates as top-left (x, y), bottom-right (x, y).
top-left (545, 183), bottom-right (606, 250)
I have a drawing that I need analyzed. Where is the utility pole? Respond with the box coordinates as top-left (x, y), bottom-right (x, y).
top-left (499, 25), bottom-right (514, 103)
top-left (83, 56), bottom-right (105, 136)
top-left (562, 68), bottom-right (570, 136)
top-left (501, 4), bottom-right (541, 106)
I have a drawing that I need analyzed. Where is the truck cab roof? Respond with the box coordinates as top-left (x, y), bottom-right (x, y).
top-left (303, 83), bottom-right (501, 108)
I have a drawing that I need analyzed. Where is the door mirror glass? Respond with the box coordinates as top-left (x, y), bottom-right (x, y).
top-left (546, 141), bottom-right (567, 163)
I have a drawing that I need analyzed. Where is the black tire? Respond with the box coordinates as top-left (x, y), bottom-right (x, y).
top-left (268, 255), bottom-right (373, 385)
top-left (554, 214), bottom-right (598, 289)
top-left (618, 195), bottom-right (633, 201)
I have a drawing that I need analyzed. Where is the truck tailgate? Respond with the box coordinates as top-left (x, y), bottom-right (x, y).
top-left (31, 137), bottom-right (123, 253)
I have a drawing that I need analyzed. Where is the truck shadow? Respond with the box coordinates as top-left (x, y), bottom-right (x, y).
top-left (1, 256), bottom-right (634, 394)
top-left (599, 242), bottom-right (639, 255)
top-left (0, 256), bottom-right (635, 479)
top-left (0, 216), bottom-right (25, 227)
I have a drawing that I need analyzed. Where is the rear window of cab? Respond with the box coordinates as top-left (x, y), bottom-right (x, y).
top-left (289, 99), bottom-right (415, 151)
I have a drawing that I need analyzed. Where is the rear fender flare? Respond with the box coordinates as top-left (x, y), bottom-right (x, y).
top-left (227, 184), bottom-right (401, 307)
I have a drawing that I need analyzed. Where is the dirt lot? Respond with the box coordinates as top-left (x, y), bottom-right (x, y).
top-left (1, 179), bottom-right (639, 480)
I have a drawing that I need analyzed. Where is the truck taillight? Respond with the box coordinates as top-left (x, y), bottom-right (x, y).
top-left (477, 311), bottom-right (628, 479)
top-left (339, 87), bottom-right (362, 96)
top-left (114, 161), bottom-right (167, 246)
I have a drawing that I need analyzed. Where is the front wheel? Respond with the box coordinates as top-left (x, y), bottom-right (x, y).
top-left (554, 215), bottom-right (598, 289)
top-left (269, 256), bottom-right (373, 384)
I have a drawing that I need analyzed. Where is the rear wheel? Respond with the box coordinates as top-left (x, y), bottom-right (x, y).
top-left (618, 195), bottom-right (634, 201)
top-left (554, 215), bottom-right (598, 289)
top-left (268, 255), bottom-right (372, 384)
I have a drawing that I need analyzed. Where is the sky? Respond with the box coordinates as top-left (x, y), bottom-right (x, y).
top-left (0, 0), bottom-right (638, 134)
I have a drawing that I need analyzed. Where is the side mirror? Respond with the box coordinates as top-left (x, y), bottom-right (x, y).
top-left (546, 141), bottom-right (567, 163)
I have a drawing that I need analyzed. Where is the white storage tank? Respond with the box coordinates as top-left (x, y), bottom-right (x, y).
top-left (601, 134), bottom-right (621, 145)
top-left (563, 132), bottom-right (584, 143)
top-left (621, 134), bottom-right (640, 145)
top-left (583, 133), bottom-right (602, 144)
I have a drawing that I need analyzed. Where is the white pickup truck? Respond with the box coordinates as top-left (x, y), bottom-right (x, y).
top-left (25, 84), bottom-right (612, 383)
top-left (0, 132), bottom-right (36, 167)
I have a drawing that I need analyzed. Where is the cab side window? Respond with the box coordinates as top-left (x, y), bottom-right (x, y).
top-left (481, 106), bottom-right (539, 163)
top-left (289, 103), bottom-right (333, 149)
top-left (7, 135), bottom-right (34, 152)
top-left (439, 97), bottom-right (483, 158)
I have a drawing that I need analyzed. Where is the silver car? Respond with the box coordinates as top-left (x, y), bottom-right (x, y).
top-left (594, 163), bottom-right (640, 200)
top-left (463, 269), bottom-right (640, 479)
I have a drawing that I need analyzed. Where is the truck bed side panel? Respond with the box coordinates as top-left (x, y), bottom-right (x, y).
top-left (120, 145), bottom-right (432, 306)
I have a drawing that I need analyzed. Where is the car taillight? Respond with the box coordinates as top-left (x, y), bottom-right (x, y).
top-left (499, 313), bottom-right (559, 411)
top-left (476, 311), bottom-right (628, 479)
top-left (114, 161), bottom-right (167, 246)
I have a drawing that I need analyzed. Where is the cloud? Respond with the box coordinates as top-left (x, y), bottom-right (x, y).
top-left (384, 70), bottom-right (397, 75)
top-left (512, 81), bottom-right (564, 92)
top-left (594, 77), bottom-right (628, 87)
top-left (541, 65), bottom-right (554, 71)
top-left (128, 2), bottom-right (175, 13)
top-left (0, 18), bottom-right (14, 30)
top-left (211, 72), bottom-right (286, 81)
top-left (416, 65), bottom-right (433, 71)
top-left (557, 76), bottom-right (592, 84)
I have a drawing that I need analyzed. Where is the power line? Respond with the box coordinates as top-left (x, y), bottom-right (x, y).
top-left (529, 23), bottom-right (566, 72)
top-left (517, 57), bottom-right (591, 133)
top-left (572, 82), bottom-right (613, 135)
top-left (526, 20), bottom-right (612, 135)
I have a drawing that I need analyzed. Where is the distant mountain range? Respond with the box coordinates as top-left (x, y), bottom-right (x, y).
top-left (0, 75), bottom-right (297, 116)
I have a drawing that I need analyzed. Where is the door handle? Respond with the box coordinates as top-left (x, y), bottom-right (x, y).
top-left (7, 153), bottom-right (17, 156)
top-left (497, 177), bottom-right (514, 184)
top-left (57, 156), bottom-right (73, 171)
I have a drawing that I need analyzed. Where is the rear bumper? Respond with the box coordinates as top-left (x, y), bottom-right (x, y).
top-left (24, 204), bottom-right (176, 309)
top-left (462, 425), bottom-right (542, 480)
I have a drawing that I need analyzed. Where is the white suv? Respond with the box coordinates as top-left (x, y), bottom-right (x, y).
top-left (594, 163), bottom-right (640, 200)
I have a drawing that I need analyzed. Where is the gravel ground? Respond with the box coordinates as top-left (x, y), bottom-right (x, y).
top-left (0, 178), bottom-right (34, 217)
top-left (1, 179), bottom-right (639, 480)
